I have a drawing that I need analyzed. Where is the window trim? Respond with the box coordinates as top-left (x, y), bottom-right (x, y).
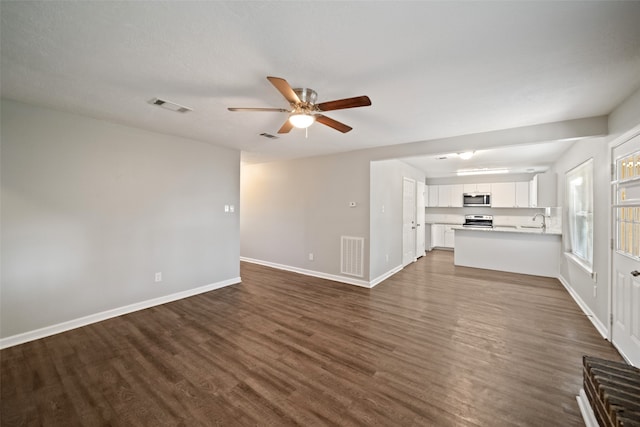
top-left (564, 251), bottom-right (593, 275)
top-left (564, 158), bottom-right (594, 271)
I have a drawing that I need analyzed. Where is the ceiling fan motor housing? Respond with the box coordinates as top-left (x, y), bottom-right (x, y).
top-left (293, 88), bottom-right (317, 106)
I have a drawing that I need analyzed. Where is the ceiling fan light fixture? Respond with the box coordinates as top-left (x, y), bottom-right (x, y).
top-left (289, 113), bottom-right (315, 129)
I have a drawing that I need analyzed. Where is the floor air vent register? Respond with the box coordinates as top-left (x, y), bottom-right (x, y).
top-left (341, 236), bottom-right (364, 277)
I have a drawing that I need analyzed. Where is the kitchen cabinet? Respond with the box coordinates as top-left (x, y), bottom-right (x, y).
top-left (437, 185), bottom-right (450, 207)
top-left (426, 179), bottom-right (540, 209)
top-left (463, 183), bottom-right (492, 193)
top-left (436, 184), bottom-right (463, 207)
top-left (431, 224), bottom-right (455, 248)
top-left (491, 182), bottom-right (515, 207)
top-left (515, 181), bottom-right (530, 207)
top-left (431, 224), bottom-right (445, 247)
top-left (530, 173), bottom-right (557, 207)
top-left (444, 225), bottom-right (455, 248)
top-left (492, 181), bottom-right (529, 207)
top-left (426, 185), bottom-right (439, 207)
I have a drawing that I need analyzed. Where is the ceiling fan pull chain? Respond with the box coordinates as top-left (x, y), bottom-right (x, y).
top-left (305, 127), bottom-right (308, 139)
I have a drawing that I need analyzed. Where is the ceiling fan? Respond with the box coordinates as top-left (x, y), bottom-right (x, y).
top-left (228, 76), bottom-right (371, 134)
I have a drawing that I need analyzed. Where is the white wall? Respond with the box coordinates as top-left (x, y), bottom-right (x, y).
top-left (609, 86), bottom-right (640, 140)
top-left (1, 99), bottom-right (241, 340)
top-left (370, 159), bottom-right (425, 282)
top-left (553, 86), bottom-right (640, 335)
top-left (240, 151), bottom-right (370, 280)
top-left (551, 136), bottom-right (608, 330)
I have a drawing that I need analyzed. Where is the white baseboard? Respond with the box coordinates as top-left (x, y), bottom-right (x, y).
top-left (0, 277), bottom-right (241, 349)
top-left (576, 389), bottom-right (598, 427)
top-left (370, 265), bottom-right (403, 288)
top-left (240, 257), bottom-right (374, 288)
top-left (558, 274), bottom-right (608, 339)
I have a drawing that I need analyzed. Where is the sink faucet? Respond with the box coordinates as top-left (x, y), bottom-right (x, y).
top-left (532, 213), bottom-right (546, 230)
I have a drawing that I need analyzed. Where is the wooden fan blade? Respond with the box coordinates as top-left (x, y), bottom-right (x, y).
top-left (228, 107), bottom-right (289, 112)
top-left (315, 115), bottom-right (352, 133)
top-left (278, 119), bottom-right (294, 134)
top-left (267, 76), bottom-right (301, 104)
top-left (316, 96), bottom-right (371, 112)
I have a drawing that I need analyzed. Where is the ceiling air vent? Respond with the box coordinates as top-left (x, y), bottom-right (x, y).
top-left (149, 98), bottom-right (192, 113)
top-left (259, 133), bottom-right (278, 139)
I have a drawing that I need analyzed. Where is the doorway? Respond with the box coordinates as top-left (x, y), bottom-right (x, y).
top-left (402, 177), bottom-right (416, 266)
top-left (416, 181), bottom-right (426, 257)
top-left (611, 129), bottom-right (640, 366)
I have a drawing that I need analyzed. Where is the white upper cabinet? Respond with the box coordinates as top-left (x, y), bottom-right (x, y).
top-left (491, 181), bottom-right (530, 207)
top-left (437, 185), bottom-right (450, 207)
top-left (530, 173), bottom-right (557, 207)
top-left (515, 181), bottom-right (530, 207)
top-left (426, 185), bottom-right (439, 207)
top-left (491, 182), bottom-right (516, 207)
top-left (477, 183), bottom-right (492, 193)
top-left (463, 183), bottom-right (491, 193)
top-left (426, 179), bottom-right (541, 209)
top-left (437, 184), bottom-right (463, 207)
top-left (449, 184), bottom-right (464, 207)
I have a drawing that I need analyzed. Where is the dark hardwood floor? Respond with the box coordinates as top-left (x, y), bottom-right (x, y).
top-left (1, 250), bottom-right (622, 426)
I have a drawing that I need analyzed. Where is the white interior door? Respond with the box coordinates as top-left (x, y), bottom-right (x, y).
top-left (402, 178), bottom-right (416, 267)
top-left (416, 181), bottom-right (426, 257)
top-left (612, 131), bottom-right (640, 367)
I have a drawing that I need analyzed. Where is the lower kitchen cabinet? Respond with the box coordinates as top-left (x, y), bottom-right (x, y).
top-left (431, 224), bottom-right (455, 249)
top-left (444, 226), bottom-right (455, 248)
top-left (431, 224), bottom-right (444, 247)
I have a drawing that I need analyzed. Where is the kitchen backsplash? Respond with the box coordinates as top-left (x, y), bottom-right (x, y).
top-left (425, 207), bottom-right (562, 231)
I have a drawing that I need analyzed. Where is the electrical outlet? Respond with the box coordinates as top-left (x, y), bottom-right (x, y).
top-left (155, 272), bottom-right (162, 282)
top-left (224, 205), bottom-right (229, 213)
top-left (308, 253), bottom-right (314, 261)
top-left (230, 205), bottom-right (235, 213)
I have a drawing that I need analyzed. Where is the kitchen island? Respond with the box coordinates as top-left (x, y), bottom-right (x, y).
top-left (453, 226), bottom-right (561, 277)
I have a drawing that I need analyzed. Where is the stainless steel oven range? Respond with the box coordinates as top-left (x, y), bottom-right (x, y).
top-left (463, 214), bottom-right (493, 228)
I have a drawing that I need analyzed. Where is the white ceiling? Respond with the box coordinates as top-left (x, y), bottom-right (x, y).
top-left (2, 1), bottom-right (640, 172)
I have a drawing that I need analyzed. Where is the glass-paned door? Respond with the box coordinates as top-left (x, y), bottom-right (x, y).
top-left (611, 133), bottom-right (640, 367)
top-left (615, 153), bottom-right (640, 258)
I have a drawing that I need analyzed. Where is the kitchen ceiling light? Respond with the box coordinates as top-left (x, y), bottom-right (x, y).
top-left (457, 168), bottom-right (509, 176)
top-left (458, 151), bottom-right (474, 160)
top-left (289, 113), bottom-right (315, 129)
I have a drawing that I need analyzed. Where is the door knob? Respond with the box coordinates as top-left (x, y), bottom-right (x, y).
top-left (631, 270), bottom-right (640, 277)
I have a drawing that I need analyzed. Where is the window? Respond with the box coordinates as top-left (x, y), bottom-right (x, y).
top-left (565, 158), bottom-right (593, 271)
top-left (614, 150), bottom-right (640, 258)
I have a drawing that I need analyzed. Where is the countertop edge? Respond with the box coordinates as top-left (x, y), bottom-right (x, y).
top-left (451, 225), bottom-right (562, 236)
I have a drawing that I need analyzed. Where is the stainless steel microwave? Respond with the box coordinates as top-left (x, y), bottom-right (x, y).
top-left (463, 193), bottom-right (491, 207)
